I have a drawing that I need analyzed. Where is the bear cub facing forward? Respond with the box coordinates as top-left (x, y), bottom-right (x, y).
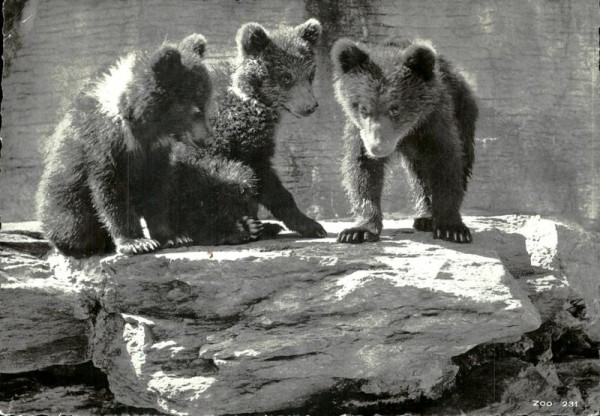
top-left (38, 35), bottom-right (212, 257)
top-left (331, 38), bottom-right (478, 244)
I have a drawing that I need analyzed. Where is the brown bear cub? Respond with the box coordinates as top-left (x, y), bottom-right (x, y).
top-left (38, 34), bottom-right (213, 257)
top-left (331, 38), bottom-right (478, 244)
top-left (202, 19), bottom-right (327, 239)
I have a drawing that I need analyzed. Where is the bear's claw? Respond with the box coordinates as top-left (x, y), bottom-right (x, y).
top-left (117, 238), bottom-right (161, 255)
top-left (337, 227), bottom-right (379, 244)
top-left (164, 235), bottom-right (193, 248)
top-left (238, 216), bottom-right (263, 240)
top-left (433, 223), bottom-right (472, 244)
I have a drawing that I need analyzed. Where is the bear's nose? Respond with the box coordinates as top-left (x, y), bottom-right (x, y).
top-left (304, 102), bottom-right (318, 115)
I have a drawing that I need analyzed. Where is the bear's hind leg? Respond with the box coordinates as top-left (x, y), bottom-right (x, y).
top-left (87, 172), bottom-right (159, 255)
top-left (42, 203), bottom-right (111, 257)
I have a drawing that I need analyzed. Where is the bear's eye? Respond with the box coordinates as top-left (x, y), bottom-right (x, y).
top-left (281, 73), bottom-right (293, 86)
top-left (388, 105), bottom-right (400, 117)
top-left (358, 104), bottom-right (368, 118)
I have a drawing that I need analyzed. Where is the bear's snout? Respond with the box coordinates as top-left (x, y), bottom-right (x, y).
top-left (360, 118), bottom-right (398, 158)
top-left (286, 83), bottom-right (319, 117)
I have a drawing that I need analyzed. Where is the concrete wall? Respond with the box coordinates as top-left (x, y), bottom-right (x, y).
top-left (1, 0), bottom-right (598, 230)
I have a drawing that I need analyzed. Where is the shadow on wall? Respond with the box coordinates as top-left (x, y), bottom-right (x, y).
top-left (0, 0), bottom-right (597, 231)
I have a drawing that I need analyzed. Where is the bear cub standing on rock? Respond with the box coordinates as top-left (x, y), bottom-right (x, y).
top-left (38, 35), bottom-right (213, 257)
top-left (331, 38), bottom-right (478, 244)
top-left (201, 19), bottom-right (327, 238)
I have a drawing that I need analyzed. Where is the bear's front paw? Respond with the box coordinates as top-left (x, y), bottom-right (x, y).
top-left (116, 238), bottom-right (161, 255)
top-left (261, 222), bottom-right (285, 239)
top-left (237, 216), bottom-right (263, 241)
top-left (433, 223), bottom-right (472, 243)
top-left (413, 217), bottom-right (433, 232)
top-left (294, 217), bottom-right (327, 238)
top-left (337, 227), bottom-right (380, 244)
top-left (216, 217), bottom-right (263, 245)
top-left (164, 235), bottom-right (193, 248)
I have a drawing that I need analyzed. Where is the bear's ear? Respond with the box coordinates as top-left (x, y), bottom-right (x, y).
top-left (295, 18), bottom-right (322, 47)
top-left (151, 46), bottom-right (184, 82)
top-left (331, 38), bottom-right (371, 75)
top-left (237, 22), bottom-right (271, 57)
top-left (404, 45), bottom-right (436, 79)
top-left (179, 33), bottom-right (207, 59)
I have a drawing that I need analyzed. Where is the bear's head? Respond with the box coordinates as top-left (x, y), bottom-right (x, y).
top-left (331, 38), bottom-right (441, 158)
top-left (231, 19), bottom-right (322, 117)
top-left (121, 37), bottom-right (213, 146)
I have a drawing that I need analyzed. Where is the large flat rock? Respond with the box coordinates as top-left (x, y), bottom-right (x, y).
top-left (93, 219), bottom-right (541, 415)
top-left (2, 215), bottom-right (598, 415)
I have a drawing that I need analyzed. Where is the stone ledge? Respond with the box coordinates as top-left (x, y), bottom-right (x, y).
top-left (1, 215), bottom-right (598, 415)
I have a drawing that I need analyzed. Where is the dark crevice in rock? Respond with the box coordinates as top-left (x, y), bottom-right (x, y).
top-left (0, 231), bottom-right (52, 258)
top-left (552, 328), bottom-right (600, 362)
top-left (0, 362), bottom-right (164, 415)
top-left (263, 352), bottom-right (321, 362)
top-left (0, 229), bottom-right (46, 240)
top-left (0, 363), bottom-right (109, 397)
top-left (89, 298), bottom-right (103, 328)
top-left (566, 298), bottom-right (587, 320)
top-left (161, 358), bottom-right (220, 376)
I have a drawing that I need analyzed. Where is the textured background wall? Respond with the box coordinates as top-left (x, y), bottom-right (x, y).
top-left (1, 0), bottom-right (598, 230)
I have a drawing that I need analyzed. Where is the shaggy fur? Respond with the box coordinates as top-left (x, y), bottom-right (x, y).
top-left (331, 38), bottom-right (478, 244)
top-left (169, 142), bottom-right (262, 245)
top-left (37, 34), bottom-right (212, 257)
top-left (200, 19), bottom-right (327, 238)
top-left (168, 36), bottom-right (266, 246)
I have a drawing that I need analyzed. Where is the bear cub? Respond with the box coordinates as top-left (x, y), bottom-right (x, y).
top-left (200, 19), bottom-right (327, 239)
top-left (38, 34), bottom-right (213, 257)
top-left (331, 38), bottom-right (478, 244)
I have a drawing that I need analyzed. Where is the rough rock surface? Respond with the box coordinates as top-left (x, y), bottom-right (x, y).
top-left (0, 363), bottom-right (160, 416)
top-left (0, 236), bottom-right (103, 373)
top-left (1, 215), bottom-right (599, 415)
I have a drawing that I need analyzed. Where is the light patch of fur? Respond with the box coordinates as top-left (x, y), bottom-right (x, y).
top-left (456, 65), bottom-right (478, 92)
top-left (411, 38), bottom-right (438, 55)
top-left (230, 59), bottom-right (267, 101)
top-left (43, 112), bottom-right (73, 158)
top-left (152, 134), bottom-right (178, 150)
top-left (120, 117), bottom-right (141, 153)
top-left (229, 83), bottom-right (250, 102)
top-left (91, 53), bottom-right (137, 120)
